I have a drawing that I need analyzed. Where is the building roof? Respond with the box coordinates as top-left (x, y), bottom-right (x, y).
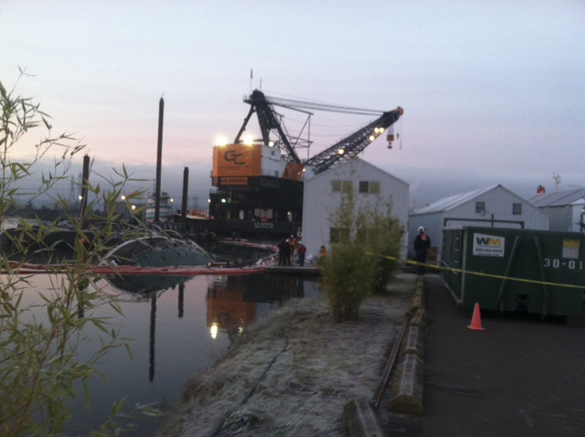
top-left (529, 188), bottom-right (585, 208)
top-left (305, 157), bottom-right (409, 187)
top-left (410, 185), bottom-right (501, 215)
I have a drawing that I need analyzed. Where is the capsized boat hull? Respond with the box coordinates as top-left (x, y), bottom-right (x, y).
top-left (107, 274), bottom-right (191, 295)
top-left (103, 232), bottom-right (214, 267)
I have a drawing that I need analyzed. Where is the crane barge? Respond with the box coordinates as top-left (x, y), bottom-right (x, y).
top-left (207, 89), bottom-right (403, 239)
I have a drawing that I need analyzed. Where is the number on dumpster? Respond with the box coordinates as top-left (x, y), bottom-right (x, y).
top-left (544, 258), bottom-right (583, 270)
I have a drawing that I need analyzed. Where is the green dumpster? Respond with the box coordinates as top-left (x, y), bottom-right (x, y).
top-left (441, 227), bottom-right (585, 316)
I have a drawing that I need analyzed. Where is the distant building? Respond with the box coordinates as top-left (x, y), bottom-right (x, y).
top-left (301, 158), bottom-right (409, 260)
top-left (529, 188), bottom-right (585, 232)
top-left (408, 184), bottom-right (549, 258)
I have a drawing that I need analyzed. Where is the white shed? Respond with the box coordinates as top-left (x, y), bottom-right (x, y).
top-left (529, 188), bottom-right (585, 232)
top-left (301, 158), bottom-right (409, 260)
top-left (408, 184), bottom-right (549, 257)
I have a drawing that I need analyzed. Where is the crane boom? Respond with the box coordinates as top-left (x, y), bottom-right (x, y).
top-left (232, 89), bottom-right (403, 174)
top-left (304, 107), bottom-right (403, 174)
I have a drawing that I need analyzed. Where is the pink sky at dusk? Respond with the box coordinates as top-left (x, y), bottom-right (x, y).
top-left (1, 0), bottom-right (583, 208)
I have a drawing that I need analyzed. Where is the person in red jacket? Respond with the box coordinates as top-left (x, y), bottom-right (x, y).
top-left (296, 241), bottom-right (307, 266)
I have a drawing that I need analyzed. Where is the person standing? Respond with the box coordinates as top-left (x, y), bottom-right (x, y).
top-left (413, 226), bottom-right (431, 275)
top-left (283, 238), bottom-right (292, 265)
top-left (289, 235), bottom-right (296, 253)
top-left (318, 245), bottom-right (327, 265)
top-left (296, 241), bottom-right (307, 266)
top-left (278, 238), bottom-right (288, 266)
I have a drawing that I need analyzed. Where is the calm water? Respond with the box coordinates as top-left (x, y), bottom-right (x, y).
top-left (5, 246), bottom-right (319, 436)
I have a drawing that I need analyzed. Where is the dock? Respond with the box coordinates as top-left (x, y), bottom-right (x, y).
top-left (266, 264), bottom-right (320, 276)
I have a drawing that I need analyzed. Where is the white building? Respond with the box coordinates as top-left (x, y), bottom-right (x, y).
top-left (529, 188), bottom-right (585, 232)
top-left (301, 158), bottom-right (409, 260)
top-left (408, 184), bottom-right (549, 257)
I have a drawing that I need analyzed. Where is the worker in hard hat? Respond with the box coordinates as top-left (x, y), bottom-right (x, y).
top-left (413, 226), bottom-right (431, 275)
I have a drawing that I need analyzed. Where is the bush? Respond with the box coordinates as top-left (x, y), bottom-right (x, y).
top-left (321, 241), bottom-right (376, 322)
top-left (368, 203), bottom-right (404, 293)
top-left (320, 169), bottom-right (404, 322)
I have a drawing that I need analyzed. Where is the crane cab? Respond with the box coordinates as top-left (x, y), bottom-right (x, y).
top-left (210, 143), bottom-right (305, 228)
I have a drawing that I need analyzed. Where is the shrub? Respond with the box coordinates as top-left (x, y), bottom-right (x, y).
top-left (321, 169), bottom-right (404, 322)
top-left (368, 203), bottom-right (404, 293)
top-left (321, 241), bottom-right (376, 322)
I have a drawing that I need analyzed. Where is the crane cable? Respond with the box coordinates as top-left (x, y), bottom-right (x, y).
top-left (398, 114), bottom-right (404, 150)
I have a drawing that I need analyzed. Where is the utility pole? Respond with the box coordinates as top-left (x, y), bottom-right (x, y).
top-left (155, 97), bottom-right (164, 222)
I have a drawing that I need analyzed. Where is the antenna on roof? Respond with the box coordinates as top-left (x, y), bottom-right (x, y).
top-left (553, 172), bottom-right (561, 192)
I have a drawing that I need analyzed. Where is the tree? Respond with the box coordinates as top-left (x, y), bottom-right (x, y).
top-left (320, 174), bottom-right (404, 322)
top-left (0, 71), bottom-right (151, 436)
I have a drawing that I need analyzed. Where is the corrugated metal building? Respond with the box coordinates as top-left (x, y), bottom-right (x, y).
top-left (529, 188), bottom-right (585, 232)
top-left (301, 158), bottom-right (409, 260)
top-left (408, 184), bottom-right (549, 257)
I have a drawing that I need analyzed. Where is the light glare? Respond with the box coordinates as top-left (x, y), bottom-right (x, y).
top-left (215, 135), bottom-right (228, 146)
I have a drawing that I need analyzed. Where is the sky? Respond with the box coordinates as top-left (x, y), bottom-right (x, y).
top-left (1, 0), bottom-right (584, 210)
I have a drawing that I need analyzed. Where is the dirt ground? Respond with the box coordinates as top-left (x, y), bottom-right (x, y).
top-left (156, 273), bottom-right (417, 437)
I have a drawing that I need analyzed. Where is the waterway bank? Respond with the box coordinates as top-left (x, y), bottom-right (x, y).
top-left (157, 273), bottom-right (417, 436)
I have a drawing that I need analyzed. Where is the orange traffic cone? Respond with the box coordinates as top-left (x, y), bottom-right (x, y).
top-left (467, 303), bottom-right (485, 331)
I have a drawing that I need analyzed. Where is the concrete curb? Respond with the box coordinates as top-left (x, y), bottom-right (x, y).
top-left (343, 399), bottom-right (389, 437)
top-left (388, 353), bottom-right (425, 415)
top-left (400, 325), bottom-right (425, 359)
top-left (344, 276), bottom-right (427, 436)
top-left (388, 276), bottom-right (426, 415)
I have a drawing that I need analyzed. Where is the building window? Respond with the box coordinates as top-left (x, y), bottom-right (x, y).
top-left (358, 181), bottom-right (380, 194)
top-left (512, 203), bottom-right (522, 215)
top-left (475, 201), bottom-right (485, 214)
top-left (332, 180), bottom-right (352, 193)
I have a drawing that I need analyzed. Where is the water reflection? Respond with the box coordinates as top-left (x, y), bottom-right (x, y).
top-left (104, 275), bottom-right (192, 383)
top-left (102, 273), bottom-right (317, 385)
top-left (2, 239), bottom-right (304, 434)
top-left (67, 271), bottom-right (320, 436)
top-left (207, 277), bottom-right (257, 341)
top-left (106, 274), bottom-right (193, 296)
top-left (207, 274), bottom-right (311, 343)
top-left (149, 291), bottom-right (157, 382)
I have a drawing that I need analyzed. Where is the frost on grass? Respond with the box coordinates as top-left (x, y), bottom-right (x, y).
top-left (158, 274), bottom-right (417, 437)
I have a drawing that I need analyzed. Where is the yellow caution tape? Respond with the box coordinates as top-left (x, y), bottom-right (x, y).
top-left (365, 251), bottom-right (585, 290)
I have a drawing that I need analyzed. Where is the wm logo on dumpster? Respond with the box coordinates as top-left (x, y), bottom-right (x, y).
top-left (473, 233), bottom-right (505, 257)
top-left (475, 236), bottom-right (502, 246)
